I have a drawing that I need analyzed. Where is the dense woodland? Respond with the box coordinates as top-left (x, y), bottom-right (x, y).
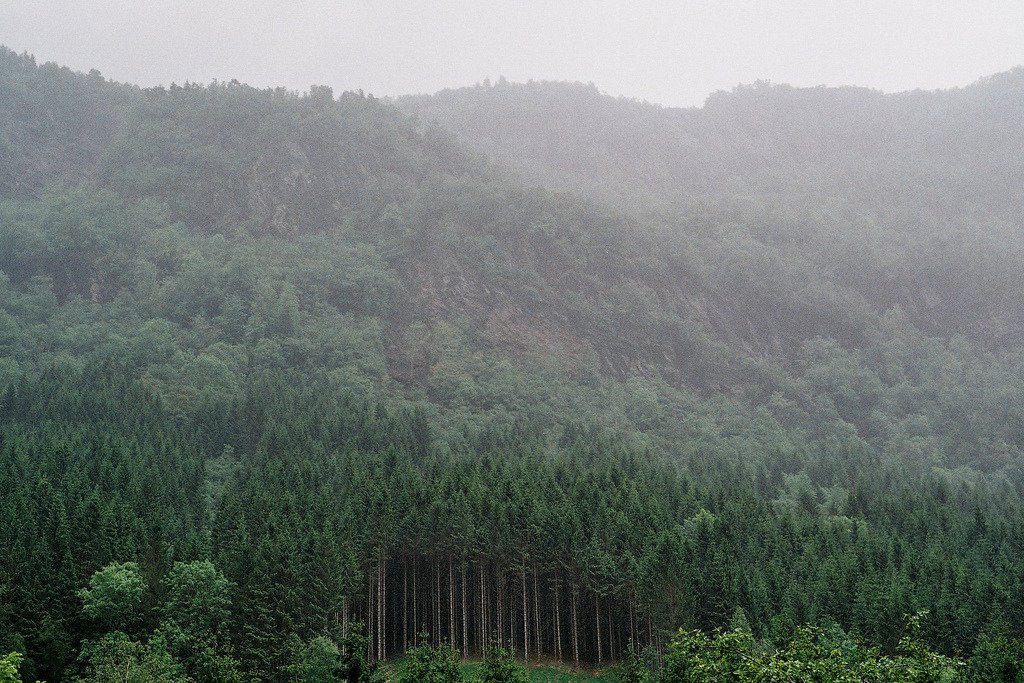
top-left (3, 47), bottom-right (1024, 681)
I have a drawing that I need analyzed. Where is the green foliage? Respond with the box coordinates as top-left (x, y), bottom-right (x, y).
top-left (159, 561), bottom-right (240, 682)
top-left (612, 646), bottom-right (653, 683)
top-left (660, 629), bottom-right (754, 683)
top-left (0, 653), bottom-right (23, 683)
top-left (79, 563), bottom-right (146, 634)
top-left (76, 632), bottom-right (187, 683)
top-left (337, 624), bottom-right (380, 683)
top-left (285, 625), bottom-right (385, 683)
top-left (476, 643), bottom-right (528, 683)
top-left (892, 612), bottom-right (965, 682)
top-left (288, 623), bottom-right (379, 683)
top-left (659, 616), bottom-right (965, 683)
top-left (967, 626), bottom-right (1024, 682)
top-left (398, 637), bottom-right (463, 683)
top-left (289, 636), bottom-right (343, 683)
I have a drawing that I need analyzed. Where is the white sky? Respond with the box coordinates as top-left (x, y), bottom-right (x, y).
top-left (3, 0), bottom-right (1023, 107)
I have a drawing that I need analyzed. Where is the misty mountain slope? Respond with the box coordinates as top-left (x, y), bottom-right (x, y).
top-left (0, 47), bottom-right (820, 389)
top-left (0, 49), bottom-right (484, 236)
top-left (397, 72), bottom-right (1024, 215)
top-left (3, 47), bottom-right (1024, 477)
top-left (398, 74), bottom-right (1024, 343)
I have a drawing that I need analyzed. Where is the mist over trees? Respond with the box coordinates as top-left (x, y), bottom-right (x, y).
top-left (2, 46), bottom-right (1024, 681)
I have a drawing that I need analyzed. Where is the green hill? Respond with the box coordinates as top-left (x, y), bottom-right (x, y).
top-left (2, 47), bottom-right (1024, 681)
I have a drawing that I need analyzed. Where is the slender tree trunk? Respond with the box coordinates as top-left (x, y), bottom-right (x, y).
top-left (511, 575), bottom-right (516, 652)
top-left (413, 555), bottom-right (418, 639)
top-left (462, 561), bottom-right (468, 655)
top-left (509, 581), bottom-right (515, 653)
top-left (367, 567), bottom-right (374, 662)
top-left (496, 568), bottom-right (503, 647)
top-left (393, 565), bottom-right (398, 657)
top-left (521, 565), bottom-right (528, 660)
top-left (378, 552), bottom-right (385, 661)
top-left (509, 572), bottom-right (516, 654)
top-left (596, 591), bottom-right (602, 665)
top-left (342, 597), bottom-right (350, 656)
top-left (479, 562), bottom-right (486, 655)
top-left (403, 556), bottom-right (409, 651)
top-left (571, 583), bottom-right (579, 668)
top-left (435, 559), bottom-right (441, 646)
top-left (533, 567), bottom-right (540, 661)
top-left (449, 556), bottom-right (455, 647)
top-left (628, 590), bottom-right (636, 649)
top-left (554, 579), bottom-right (562, 663)
top-left (509, 573), bottom-right (515, 652)
top-left (608, 598), bottom-right (614, 660)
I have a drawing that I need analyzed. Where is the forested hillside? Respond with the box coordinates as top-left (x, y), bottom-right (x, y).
top-left (398, 75), bottom-right (1024, 344)
top-left (3, 46), bottom-right (1024, 681)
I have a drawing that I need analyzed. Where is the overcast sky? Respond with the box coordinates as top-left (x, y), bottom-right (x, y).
top-left (3, 0), bottom-right (1023, 107)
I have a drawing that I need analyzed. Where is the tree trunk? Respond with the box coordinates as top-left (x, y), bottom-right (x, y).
top-left (628, 590), bottom-right (636, 649)
top-left (571, 583), bottom-right (579, 668)
top-left (413, 555), bottom-right (418, 640)
top-left (521, 565), bottom-right (528, 660)
top-left (449, 556), bottom-right (455, 648)
top-left (533, 567), bottom-right (540, 661)
top-left (595, 591), bottom-right (602, 665)
top-left (509, 572), bottom-right (516, 654)
top-left (554, 579), bottom-right (562, 662)
top-left (462, 561), bottom-right (468, 655)
top-left (378, 552), bottom-right (385, 661)
top-left (479, 563), bottom-right (485, 654)
top-left (403, 557), bottom-right (409, 651)
top-left (602, 598), bottom-right (610, 663)
top-left (367, 567), bottom-right (374, 662)
top-left (608, 597), bottom-right (614, 660)
top-left (491, 569), bottom-right (499, 651)
top-left (510, 573), bottom-right (516, 652)
top-left (342, 597), bottom-right (350, 656)
top-left (435, 559), bottom-right (441, 646)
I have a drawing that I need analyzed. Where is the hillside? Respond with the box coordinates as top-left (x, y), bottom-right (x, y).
top-left (398, 74), bottom-right (1024, 344)
top-left (397, 73), bottom-right (1024, 221)
top-left (5, 48), bottom-right (1024, 473)
top-left (3, 47), bottom-right (1024, 681)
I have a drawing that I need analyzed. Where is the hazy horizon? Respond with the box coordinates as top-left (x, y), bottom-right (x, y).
top-left (3, 0), bottom-right (1023, 107)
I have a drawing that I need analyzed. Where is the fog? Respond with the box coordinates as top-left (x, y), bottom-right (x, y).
top-left (3, 0), bottom-right (1022, 106)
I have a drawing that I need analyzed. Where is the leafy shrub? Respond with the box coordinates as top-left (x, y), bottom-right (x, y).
top-left (397, 636), bottom-right (462, 683)
top-left (476, 643), bottom-right (528, 683)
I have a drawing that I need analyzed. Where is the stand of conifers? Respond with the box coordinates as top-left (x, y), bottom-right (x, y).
top-left (348, 556), bottom-right (655, 665)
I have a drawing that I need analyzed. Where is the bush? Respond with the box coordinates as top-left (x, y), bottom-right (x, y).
top-left (476, 643), bottom-right (527, 683)
top-left (612, 645), bottom-right (653, 683)
top-left (397, 635), bottom-right (462, 683)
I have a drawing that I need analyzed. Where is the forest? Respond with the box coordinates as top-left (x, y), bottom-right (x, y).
top-left (2, 46), bottom-right (1024, 681)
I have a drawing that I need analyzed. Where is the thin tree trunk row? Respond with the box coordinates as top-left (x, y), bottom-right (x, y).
top-left (357, 556), bottom-right (648, 664)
